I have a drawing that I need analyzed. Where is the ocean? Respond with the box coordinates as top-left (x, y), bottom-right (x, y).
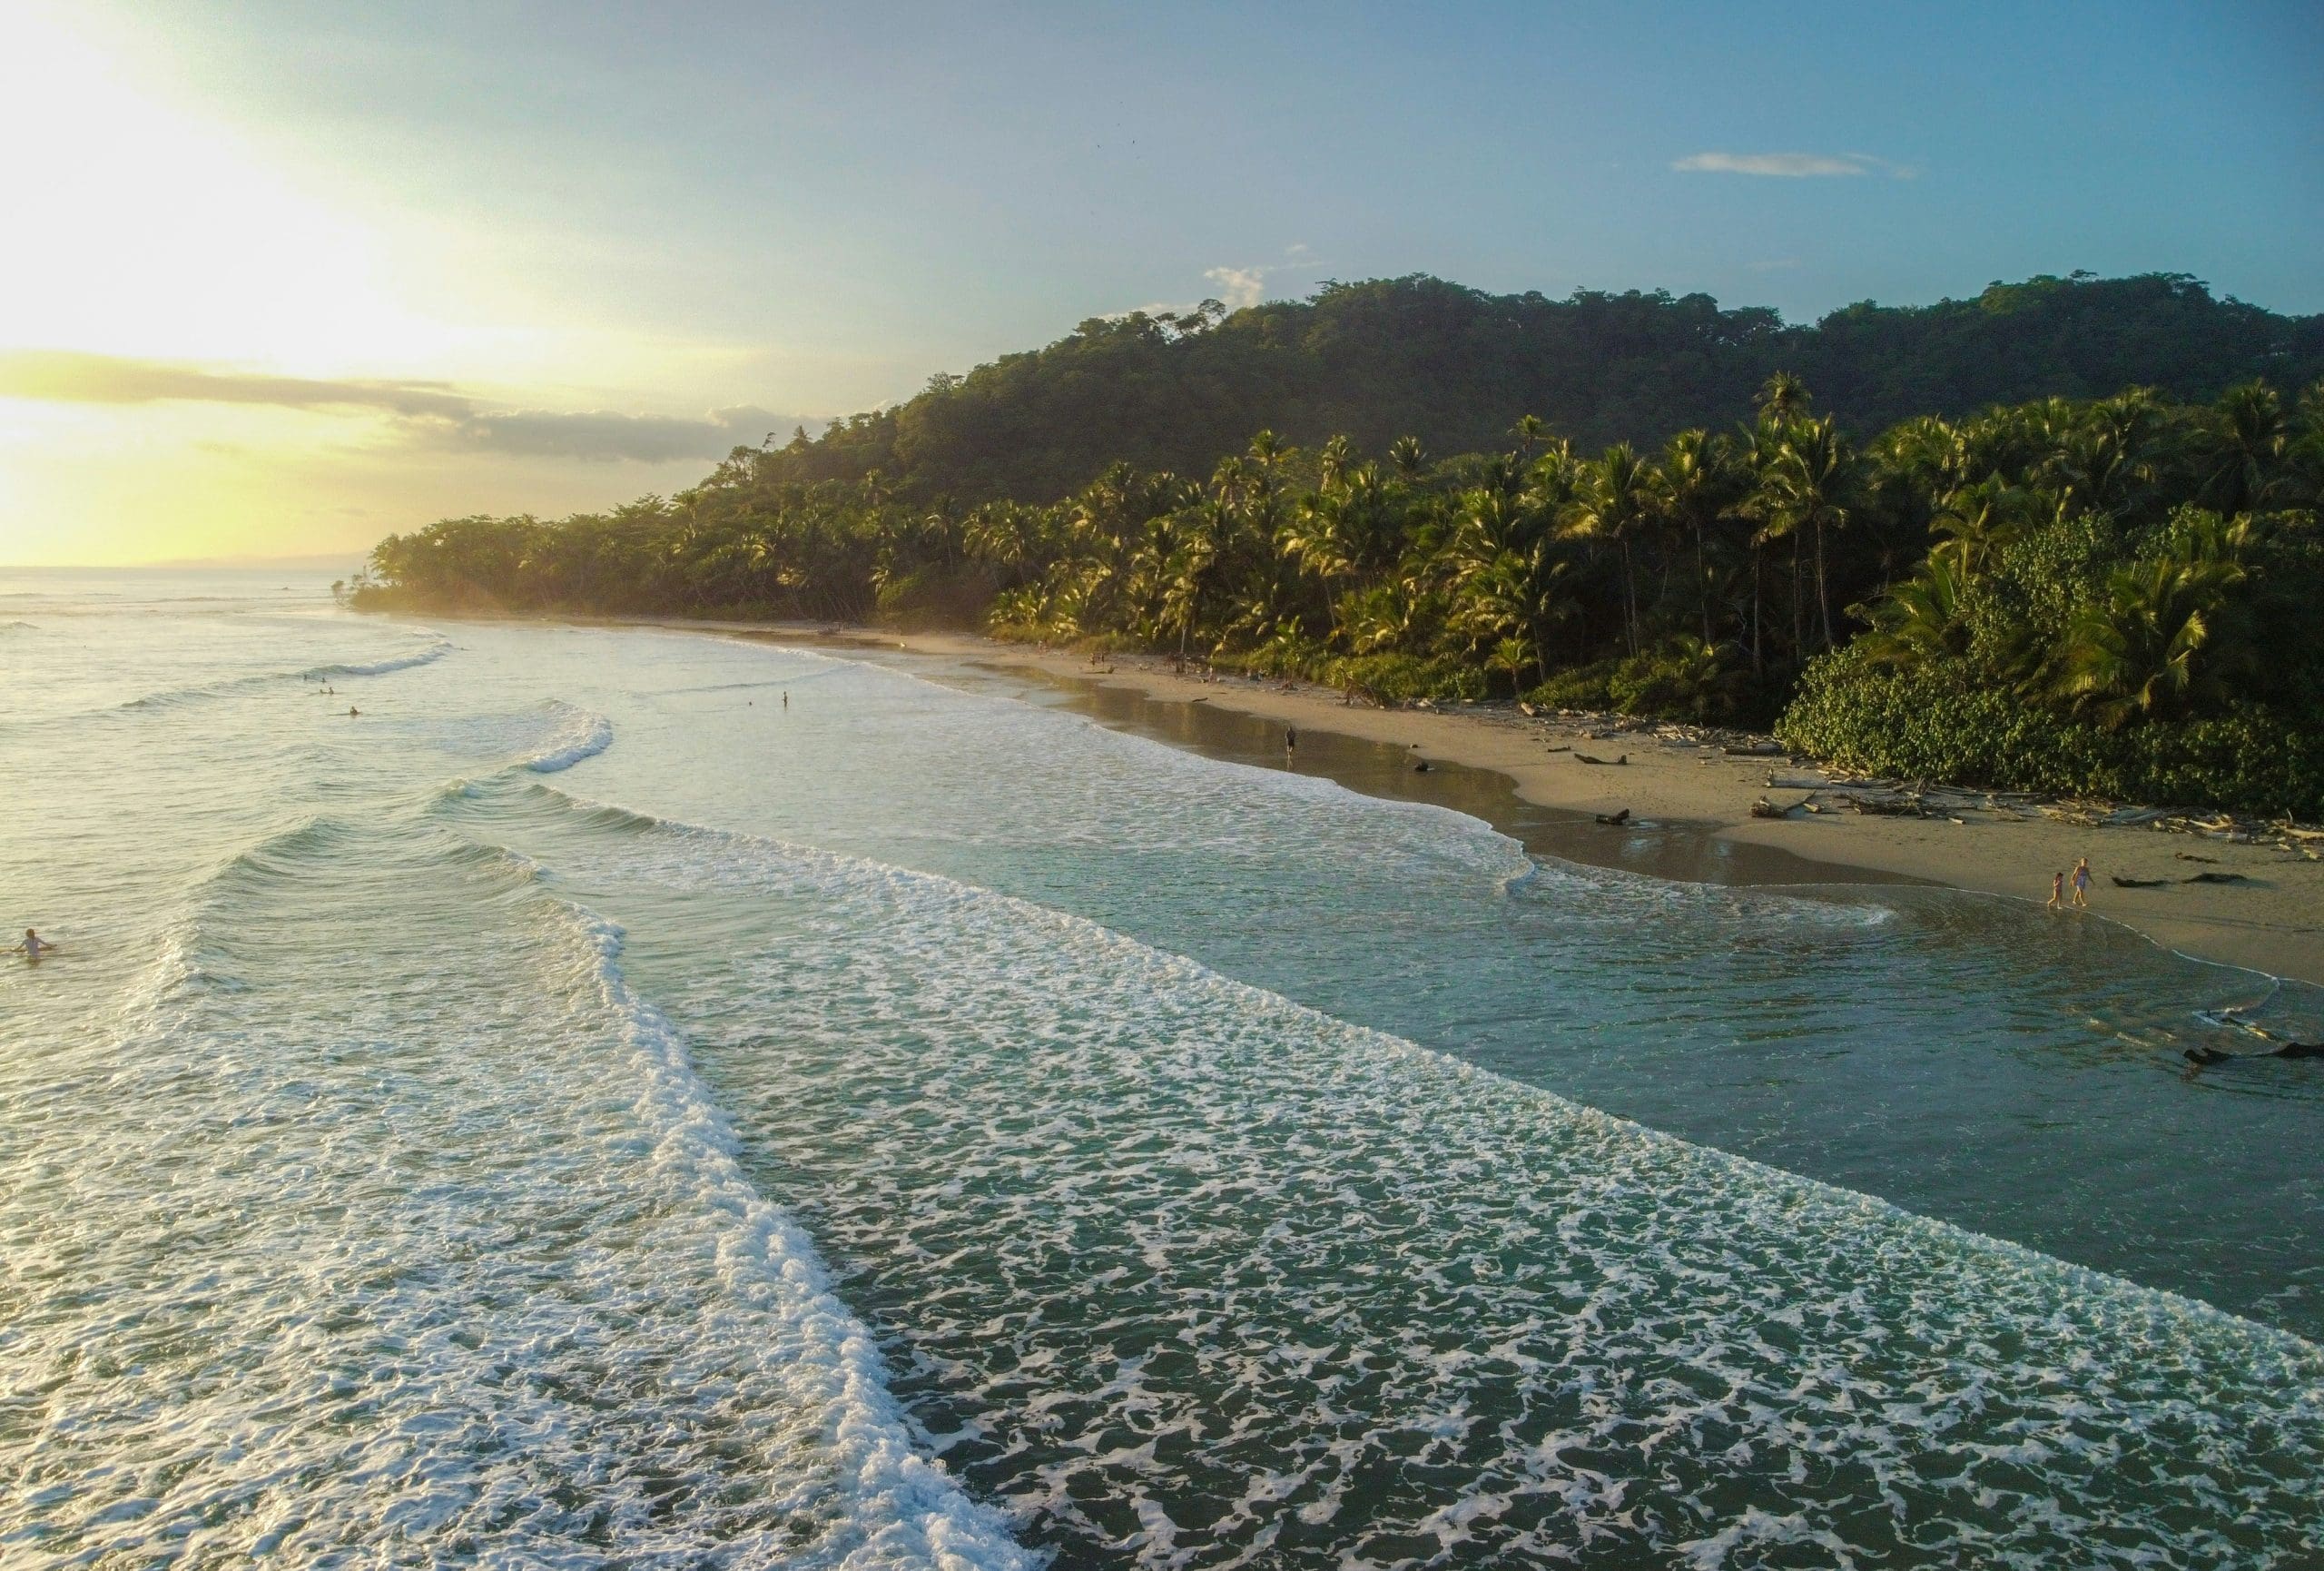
top-left (3, 568), bottom-right (2319, 1568)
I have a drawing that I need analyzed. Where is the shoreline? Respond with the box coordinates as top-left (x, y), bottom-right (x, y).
top-left (431, 611), bottom-right (2324, 986)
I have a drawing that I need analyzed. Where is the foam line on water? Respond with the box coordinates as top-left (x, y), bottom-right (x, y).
top-left (308, 636), bottom-right (456, 678)
top-left (561, 904), bottom-right (1037, 1570)
top-left (522, 707), bottom-right (615, 772)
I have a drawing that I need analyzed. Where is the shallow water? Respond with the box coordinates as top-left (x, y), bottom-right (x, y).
top-left (2, 571), bottom-right (2319, 1568)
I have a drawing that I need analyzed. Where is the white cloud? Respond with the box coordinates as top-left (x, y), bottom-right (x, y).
top-left (1672, 151), bottom-right (1915, 180)
top-left (1204, 265), bottom-right (1270, 310)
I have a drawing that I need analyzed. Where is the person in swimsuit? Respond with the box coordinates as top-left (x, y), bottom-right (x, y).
top-left (15, 928), bottom-right (54, 961)
top-left (2071, 857), bottom-right (2092, 908)
top-left (2047, 871), bottom-right (2064, 911)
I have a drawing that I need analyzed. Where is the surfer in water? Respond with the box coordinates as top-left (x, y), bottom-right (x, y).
top-left (14, 928), bottom-right (54, 961)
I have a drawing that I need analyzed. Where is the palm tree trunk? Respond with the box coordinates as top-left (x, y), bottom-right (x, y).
top-left (1695, 525), bottom-right (1712, 644)
top-left (1790, 535), bottom-right (1804, 662)
top-left (1749, 544), bottom-right (1763, 674)
top-left (1621, 538), bottom-right (1639, 656)
top-left (1814, 519), bottom-right (1835, 649)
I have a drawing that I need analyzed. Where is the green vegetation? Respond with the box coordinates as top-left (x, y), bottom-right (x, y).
top-left (359, 273), bottom-right (2324, 816)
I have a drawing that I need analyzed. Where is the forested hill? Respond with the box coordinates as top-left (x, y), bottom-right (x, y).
top-left (770, 272), bottom-right (2323, 503)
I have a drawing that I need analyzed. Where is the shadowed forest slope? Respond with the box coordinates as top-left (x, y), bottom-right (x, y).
top-left (763, 272), bottom-right (2324, 503)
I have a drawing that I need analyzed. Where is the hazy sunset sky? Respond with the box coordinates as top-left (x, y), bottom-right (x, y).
top-left (3, 1), bottom-right (2319, 566)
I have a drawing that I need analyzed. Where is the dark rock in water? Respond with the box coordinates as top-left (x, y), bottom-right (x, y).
top-left (1594, 807), bottom-right (1631, 826)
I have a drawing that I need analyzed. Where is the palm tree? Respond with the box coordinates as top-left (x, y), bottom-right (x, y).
top-left (1317, 433), bottom-right (1356, 494)
top-left (1929, 475), bottom-right (2032, 577)
top-left (2201, 381), bottom-right (2287, 516)
top-left (2052, 553), bottom-right (2248, 726)
top-left (1654, 429), bottom-right (1738, 644)
top-left (1856, 555), bottom-right (1973, 668)
top-left (1388, 435), bottom-right (1428, 479)
top-left (1511, 414), bottom-right (1549, 461)
top-left (1757, 371), bottom-right (1811, 422)
top-left (1751, 416), bottom-right (1854, 650)
top-left (1565, 443), bottom-right (1655, 655)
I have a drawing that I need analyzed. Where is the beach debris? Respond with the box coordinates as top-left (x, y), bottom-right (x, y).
top-left (1751, 795), bottom-right (1814, 819)
top-left (1844, 792), bottom-right (1929, 817)
top-left (2174, 852), bottom-right (2220, 864)
top-left (1594, 807), bottom-right (1631, 826)
top-left (1724, 741), bottom-right (1786, 756)
top-left (2112, 875), bottom-right (2170, 888)
top-left (1518, 701), bottom-right (1538, 716)
top-left (1574, 752), bottom-right (1628, 766)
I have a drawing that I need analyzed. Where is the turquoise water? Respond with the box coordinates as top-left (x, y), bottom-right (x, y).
top-left (2, 571), bottom-right (2319, 1568)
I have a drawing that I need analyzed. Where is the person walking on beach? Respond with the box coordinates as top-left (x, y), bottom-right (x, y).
top-left (14, 928), bottom-right (54, 961)
top-left (2047, 872), bottom-right (2064, 911)
top-left (1285, 726), bottom-right (1296, 766)
top-left (2071, 857), bottom-right (2092, 908)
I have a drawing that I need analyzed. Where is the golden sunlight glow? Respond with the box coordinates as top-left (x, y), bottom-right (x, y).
top-left (0, 5), bottom-right (461, 373)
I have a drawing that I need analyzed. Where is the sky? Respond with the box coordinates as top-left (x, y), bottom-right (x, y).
top-left (1, 1), bottom-right (2318, 566)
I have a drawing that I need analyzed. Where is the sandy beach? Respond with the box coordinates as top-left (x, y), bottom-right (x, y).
top-left (475, 614), bottom-right (2324, 988)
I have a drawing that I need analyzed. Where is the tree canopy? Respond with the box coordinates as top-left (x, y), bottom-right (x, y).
top-left (749, 272), bottom-right (2324, 505)
top-left (355, 273), bottom-right (2324, 817)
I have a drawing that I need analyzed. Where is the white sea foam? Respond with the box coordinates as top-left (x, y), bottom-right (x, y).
top-left (523, 708), bottom-right (615, 772)
top-left (446, 777), bottom-right (2324, 1569)
top-left (312, 636), bottom-right (456, 678)
top-left (0, 801), bottom-right (1031, 1569)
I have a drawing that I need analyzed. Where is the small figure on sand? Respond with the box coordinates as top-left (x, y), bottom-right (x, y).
top-left (14, 928), bottom-right (54, 961)
top-left (2047, 871), bottom-right (2064, 911)
top-left (2071, 857), bottom-right (2092, 908)
top-left (782, 691), bottom-right (789, 710)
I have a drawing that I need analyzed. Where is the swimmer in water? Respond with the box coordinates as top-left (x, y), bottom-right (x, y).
top-left (348, 706), bottom-right (360, 716)
top-left (14, 928), bottom-right (54, 961)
